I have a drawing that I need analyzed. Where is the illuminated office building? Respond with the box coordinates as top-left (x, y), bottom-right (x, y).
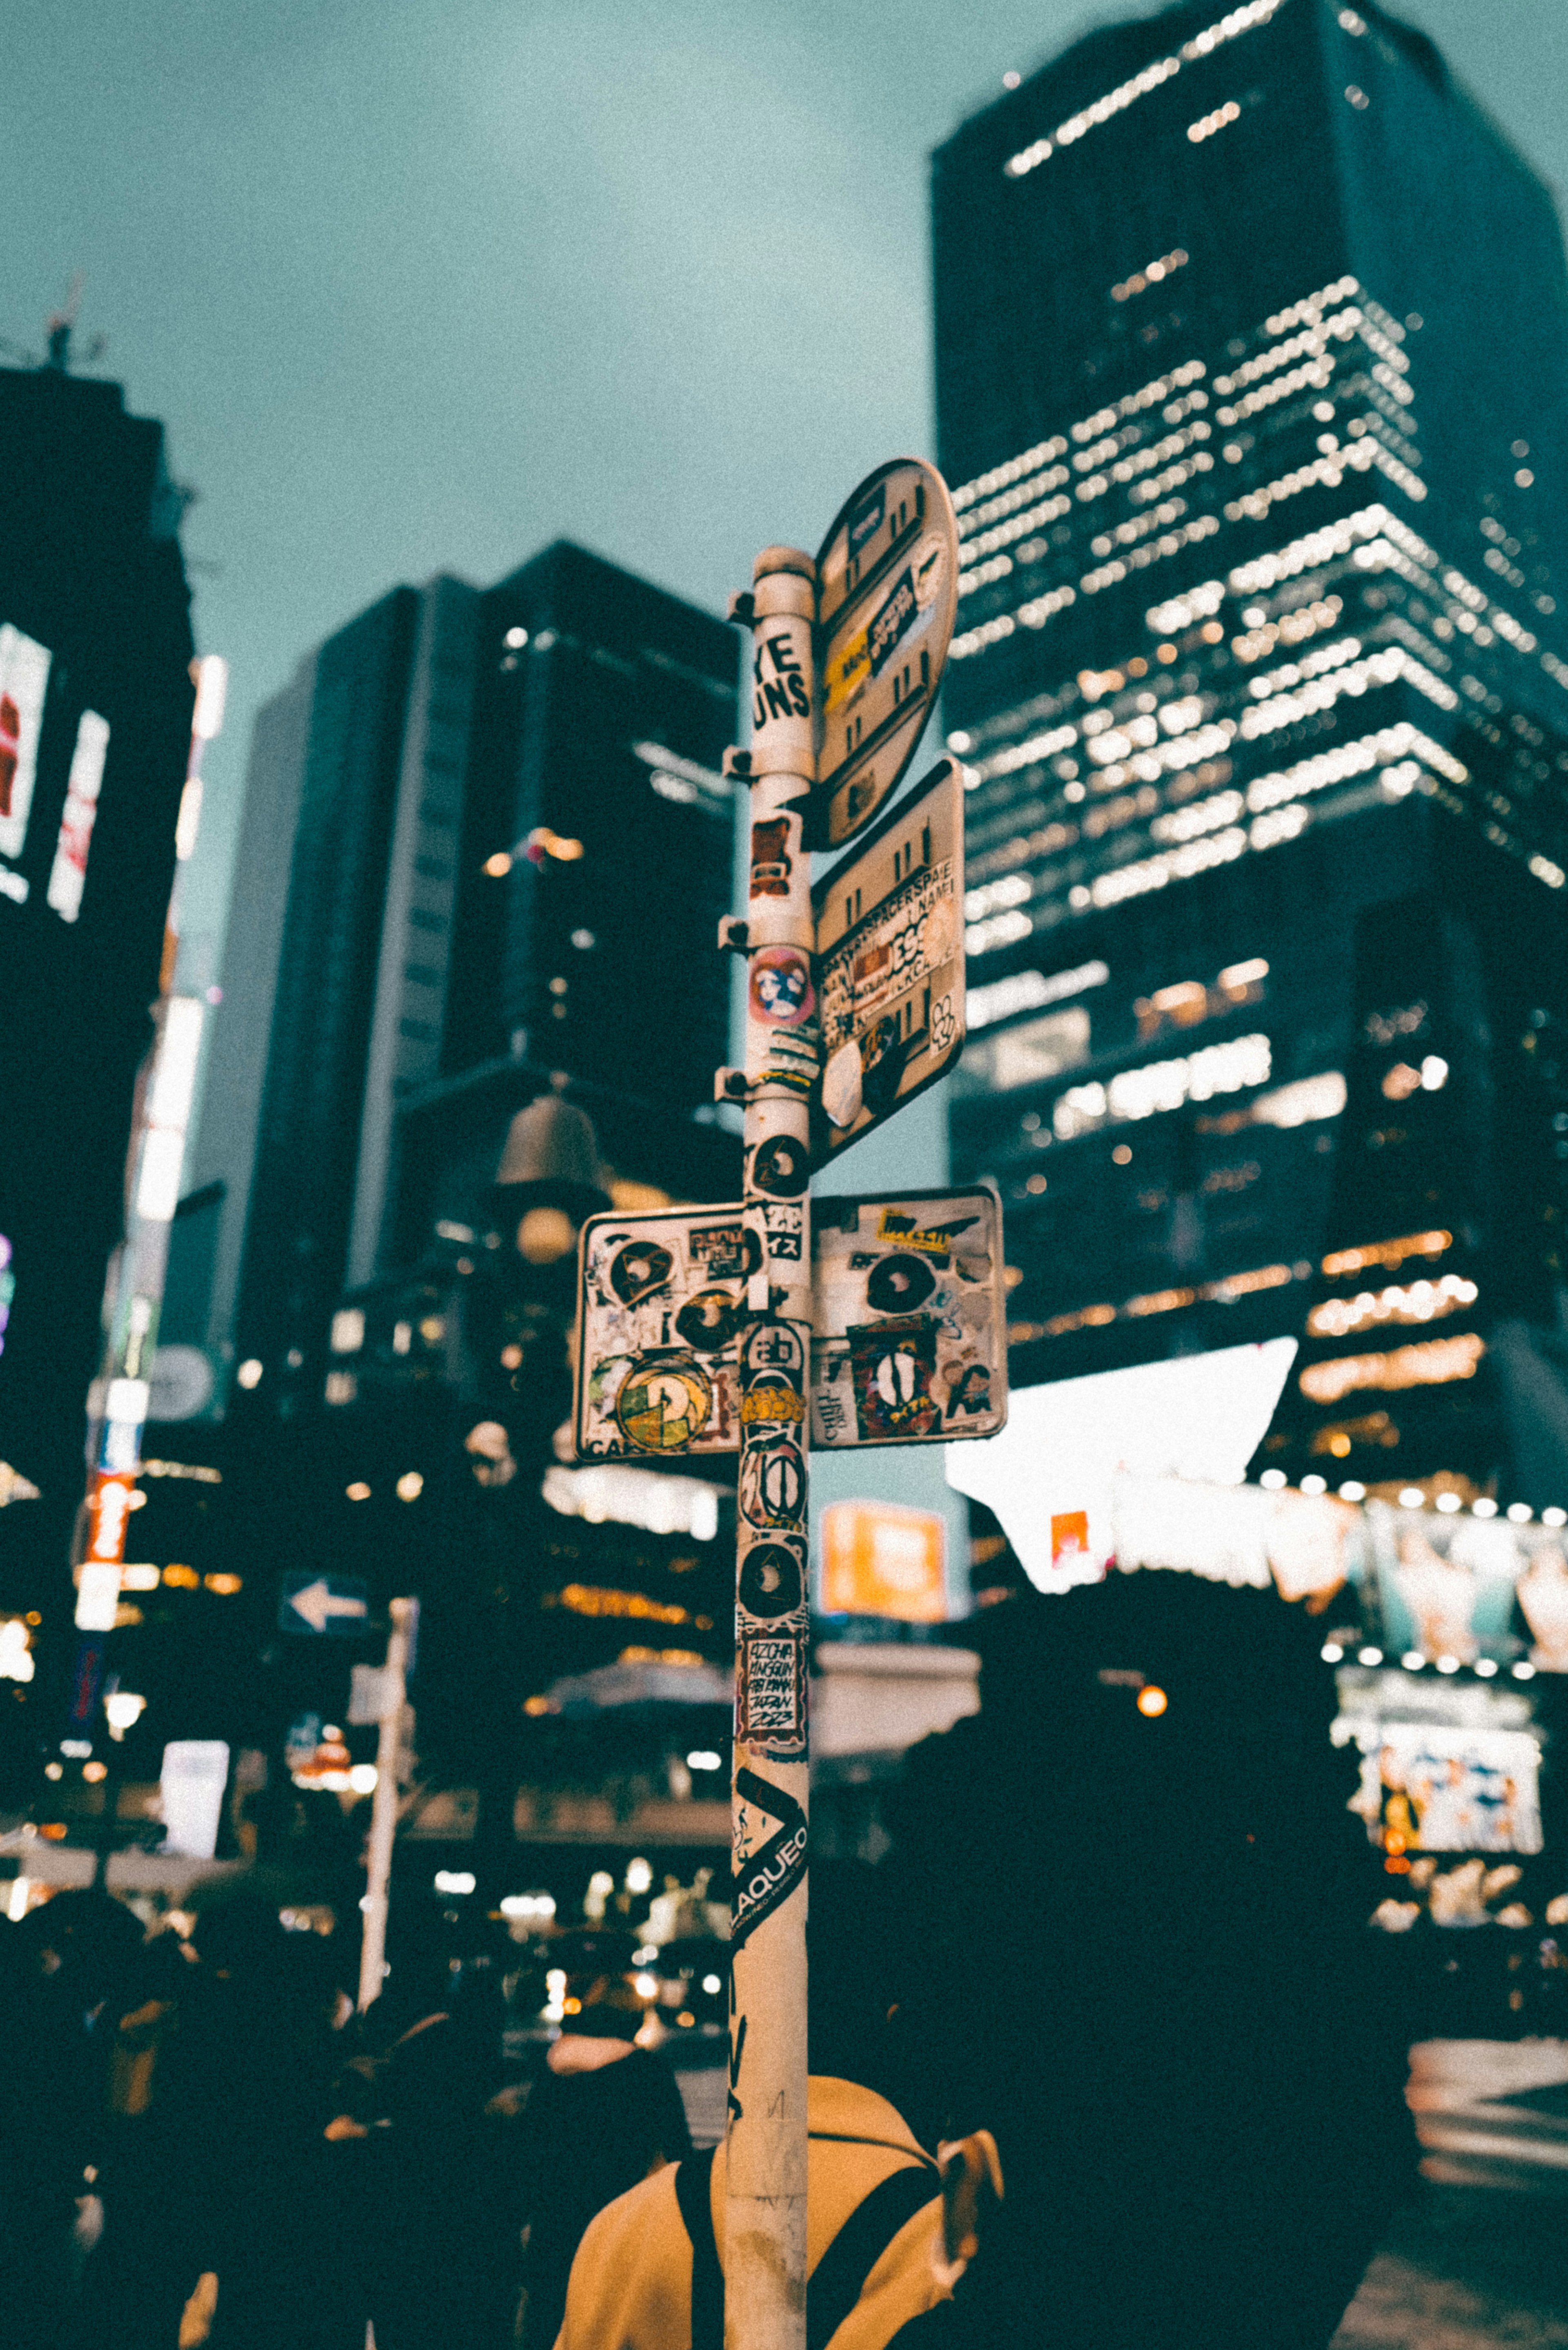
top-left (0, 359), bottom-right (196, 1591)
top-left (167, 544), bottom-right (737, 1425)
top-left (935, 0), bottom-right (1568, 1493)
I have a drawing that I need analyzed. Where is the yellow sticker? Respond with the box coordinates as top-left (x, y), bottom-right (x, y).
top-left (823, 622), bottom-right (870, 716)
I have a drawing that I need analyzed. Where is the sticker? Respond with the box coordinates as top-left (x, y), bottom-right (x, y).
top-left (848, 483), bottom-right (886, 559)
top-left (930, 992), bottom-right (958, 1054)
top-left (615, 1357), bottom-right (713, 1452)
top-left (753, 631), bottom-right (811, 729)
top-left (740, 1380), bottom-right (805, 1428)
top-left (750, 1132), bottom-right (809, 1198)
top-left (823, 621), bottom-right (871, 718)
top-left (739, 1539), bottom-right (806, 1621)
top-left (822, 1038), bottom-right (863, 1130)
top-left (814, 1388), bottom-right (851, 1442)
top-left (848, 1315), bottom-right (941, 1443)
top-left (866, 1252), bottom-right (938, 1314)
top-left (859, 1017), bottom-right (909, 1118)
top-left (741, 1321), bottom-right (806, 1384)
top-left (750, 817), bottom-right (793, 898)
top-left (675, 1288), bottom-right (746, 1354)
top-left (764, 1227), bottom-right (802, 1261)
top-left (731, 1766), bottom-right (807, 1941)
top-left (875, 1207), bottom-right (978, 1261)
top-left (690, 1222), bottom-right (755, 1282)
top-left (750, 946), bottom-right (815, 1027)
top-left (609, 1238), bottom-right (675, 1307)
top-left (922, 898), bottom-right (959, 969)
top-left (946, 1363), bottom-right (993, 1421)
top-left (740, 1434), bottom-right (805, 1528)
top-left (868, 566), bottom-right (919, 680)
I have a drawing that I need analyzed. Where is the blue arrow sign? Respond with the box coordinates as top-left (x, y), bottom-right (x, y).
top-left (278, 1574), bottom-right (370, 1637)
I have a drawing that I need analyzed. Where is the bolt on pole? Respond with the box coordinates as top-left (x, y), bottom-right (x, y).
top-left (358, 1597), bottom-right (415, 2014)
top-left (726, 545), bottom-right (818, 2349)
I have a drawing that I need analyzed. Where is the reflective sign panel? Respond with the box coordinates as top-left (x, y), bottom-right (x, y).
top-left (572, 1186), bottom-right (1006, 1459)
top-left (813, 760), bottom-right (965, 1164)
top-left (815, 458), bottom-right (959, 851)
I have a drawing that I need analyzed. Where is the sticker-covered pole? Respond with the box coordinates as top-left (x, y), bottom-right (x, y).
top-left (721, 545), bottom-right (818, 2349)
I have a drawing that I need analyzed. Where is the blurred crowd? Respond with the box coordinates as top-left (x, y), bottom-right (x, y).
top-left (2, 1575), bottom-right (1432, 2350)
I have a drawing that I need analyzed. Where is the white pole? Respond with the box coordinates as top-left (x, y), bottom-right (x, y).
top-left (358, 1597), bottom-right (414, 2014)
top-left (725, 546), bottom-right (817, 2349)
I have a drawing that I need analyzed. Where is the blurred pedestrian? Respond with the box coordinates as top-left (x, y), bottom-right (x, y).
top-left (0, 1889), bottom-right (144, 2350)
top-left (330, 1911), bottom-right (507, 2350)
top-left (509, 1932), bottom-right (690, 2348)
top-left (555, 1863), bottom-right (957, 2350)
top-left (881, 1572), bottom-right (1419, 2350)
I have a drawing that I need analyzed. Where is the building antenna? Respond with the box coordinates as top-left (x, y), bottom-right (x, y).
top-left (42, 276), bottom-right (107, 373)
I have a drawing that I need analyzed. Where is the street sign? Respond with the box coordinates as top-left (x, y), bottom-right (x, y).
top-left (813, 758), bottom-right (965, 1161)
top-left (572, 1185), bottom-right (1006, 1460)
top-left (278, 1573), bottom-right (370, 1636)
top-left (814, 458), bottom-right (959, 851)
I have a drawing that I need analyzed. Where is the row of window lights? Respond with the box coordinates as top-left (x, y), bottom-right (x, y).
top-left (1320, 1644), bottom-right (1537, 1680)
top-left (1261, 1468), bottom-right (1562, 1530)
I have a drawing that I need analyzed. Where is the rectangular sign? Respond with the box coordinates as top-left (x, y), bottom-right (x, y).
top-left (278, 1573), bottom-right (370, 1636)
top-left (813, 760), bottom-right (965, 1163)
top-left (573, 1185), bottom-right (1007, 1461)
top-left (0, 623), bottom-right (53, 869)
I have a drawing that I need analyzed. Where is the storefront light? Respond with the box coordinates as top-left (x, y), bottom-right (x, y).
top-left (1358, 1645), bottom-right (1383, 1666)
top-left (1402, 1652), bottom-right (1425, 1671)
top-left (1320, 1642), bottom-right (1343, 1663)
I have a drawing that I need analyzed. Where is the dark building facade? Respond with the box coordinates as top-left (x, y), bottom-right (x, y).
top-left (0, 362), bottom-right (195, 1601)
top-left (935, 0), bottom-right (1568, 1497)
top-left (168, 542), bottom-right (738, 1423)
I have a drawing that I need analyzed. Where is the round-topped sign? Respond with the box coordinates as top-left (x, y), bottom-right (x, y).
top-left (815, 458), bottom-right (960, 851)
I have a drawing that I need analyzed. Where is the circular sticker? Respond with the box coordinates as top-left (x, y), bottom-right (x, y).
top-left (822, 1040), bottom-right (863, 1131)
top-left (866, 1252), bottom-right (937, 1314)
top-left (739, 1540), bottom-right (805, 1621)
top-left (750, 946), bottom-right (815, 1028)
top-left (740, 1436), bottom-right (805, 1528)
top-left (751, 1132), bottom-right (809, 1198)
top-left (615, 1358), bottom-right (712, 1453)
top-left (608, 1238), bottom-right (674, 1307)
top-left (921, 897), bottom-right (958, 970)
top-left (674, 1288), bottom-right (745, 1354)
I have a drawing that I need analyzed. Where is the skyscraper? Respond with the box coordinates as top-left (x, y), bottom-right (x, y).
top-left (0, 359), bottom-right (196, 1591)
top-left (934, 0), bottom-right (1568, 1495)
top-left (167, 542), bottom-right (737, 1423)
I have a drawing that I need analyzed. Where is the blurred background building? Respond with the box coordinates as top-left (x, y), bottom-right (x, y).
top-left (0, 347), bottom-right (196, 1624)
top-left (935, 0), bottom-right (1568, 1505)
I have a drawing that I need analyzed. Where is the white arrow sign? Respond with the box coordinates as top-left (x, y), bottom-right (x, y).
top-left (283, 1577), bottom-right (369, 1633)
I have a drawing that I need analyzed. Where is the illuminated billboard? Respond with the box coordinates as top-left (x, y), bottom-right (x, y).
top-left (46, 710), bottom-right (109, 922)
top-left (820, 1499), bottom-right (947, 1620)
top-left (947, 1340), bottom-right (1297, 1590)
top-left (1353, 1726), bottom-right (1542, 1855)
top-left (0, 623), bottom-right (53, 872)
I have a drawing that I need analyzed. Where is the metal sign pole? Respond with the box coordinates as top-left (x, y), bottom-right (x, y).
top-left (357, 1597), bottom-right (415, 2014)
top-left (724, 545), bottom-right (818, 2348)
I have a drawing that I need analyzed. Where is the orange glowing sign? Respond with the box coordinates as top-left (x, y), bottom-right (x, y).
top-left (820, 1500), bottom-right (946, 1621)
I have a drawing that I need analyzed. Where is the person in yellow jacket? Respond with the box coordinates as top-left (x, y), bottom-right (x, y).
top-left (552, 1864), bottom-right (1002, 2350)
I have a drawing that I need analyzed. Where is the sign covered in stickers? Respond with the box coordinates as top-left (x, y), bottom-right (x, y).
top-left (813, 457), bottom-right (960, 852)
top-left (813, 759), bottom-right (966, 1161)
top-left (572, 1186), bottom-right (1006, 1460)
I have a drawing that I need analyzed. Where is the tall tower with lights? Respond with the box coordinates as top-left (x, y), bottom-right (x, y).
top-left (934, 0), bottom-right (1568, 1496)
